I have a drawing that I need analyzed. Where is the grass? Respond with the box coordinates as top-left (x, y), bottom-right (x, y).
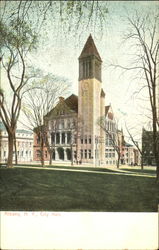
top-left (0, 167), bottom-right (158, 212)
top-left (120, 167), bottom-right (156, 175)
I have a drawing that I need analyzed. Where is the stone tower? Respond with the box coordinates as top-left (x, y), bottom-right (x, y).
top-left (78, 34), bottom-right (105, 165)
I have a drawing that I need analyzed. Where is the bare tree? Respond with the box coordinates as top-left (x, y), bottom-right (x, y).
top-left (69, 117), bottom-right (84, 166)
top-left (125, 124), bottom-right (143, 169)
top-left (22, 74), bottom-right (70, 166)
top-left (98, 116), bottom-right (121, 168)
top-left (113, 12), bottom-right (159, 179)
top-left (0, 17), bottom-right (37, 168)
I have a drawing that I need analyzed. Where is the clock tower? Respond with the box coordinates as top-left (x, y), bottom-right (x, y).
top-left (78, 35), bottom-right (105, 165)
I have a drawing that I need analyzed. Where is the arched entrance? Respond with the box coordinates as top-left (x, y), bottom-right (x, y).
top-left (66, 148), bottom-right (71, 160)
top-left (57, 147), bottom-right (64, 160)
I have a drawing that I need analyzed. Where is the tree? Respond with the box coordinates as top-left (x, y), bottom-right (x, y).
top-left (126, 13), bottom-right (159, 179)
top-left (0, 0), bottom-right (109, 167)
top-left (0, 17), bottom-right (37, 168)
top-left (69, 117), bottom-right (84, 166)
top-left (113, 12), bottom-right (159, 179)
top-left (97, 116), bottom-right (121, 168)
top-left (125, 123), bottom-right (143, 169)
top-left (1, 1), bottom-right (108, 40)
top-left (22, 73), bottom-right (70, 166)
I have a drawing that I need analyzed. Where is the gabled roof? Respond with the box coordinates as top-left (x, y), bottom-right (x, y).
top-left (105, 105), bottom-right (114, 120)
top-left (105, 105), bottom-right (110, 115)
top-left (65, 94), bottom-right (78, 112)
top-left (79, 34), bottom-right (102, 62)
top-left (45, 94), bottom-right (78, 119)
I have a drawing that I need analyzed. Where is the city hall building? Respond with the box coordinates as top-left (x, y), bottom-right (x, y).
top-left (34, 35), bottom-right (116, 165)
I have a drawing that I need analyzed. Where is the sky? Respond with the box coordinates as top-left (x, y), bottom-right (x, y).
top-left (1, 1), bottom-right (159, 143)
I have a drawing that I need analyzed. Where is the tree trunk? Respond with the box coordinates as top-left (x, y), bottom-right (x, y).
top-left (116, 154), bottom-right (120, 169)
top-left (152, 103), bottom-right (159, 181)
top-left (49, 148), bottom-right (53, 165)
top-left (7, 133), bottom-right (14, 168)
top-left (40, 139), bottom-right (45, 167)
top-left (14, 133), bottom-right (18, 165)
top-left (141, 156), bottom-right (144, 170)
top-left (71, 144), bottom-right (73, 166)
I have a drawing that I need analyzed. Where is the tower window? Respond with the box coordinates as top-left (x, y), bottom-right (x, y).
top-left (83, 61), bottom-right (91, 78)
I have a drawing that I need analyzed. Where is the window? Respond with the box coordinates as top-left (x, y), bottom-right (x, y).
top-left (67, 132), bottom-right (71, 144)
top-left (61, 120), bottom-right (64, 129)
top-left (74, 151), bottom-right (77, 159)
top-left (51, 133), bottom-right (55, 144)
top-left (89, 137), bottom-right (91, 144)
top-left (81, 138), bottom-right (83, 144)
top-left (67, 120), bottom-right (71, 128)
top-left (56, 133), bottom-right (60, 144)
top-left (36, 150), bottom-right (40, 158)
top-left (62, 133), bottom-right (65, 144)
top-left (88, 150), bottom-right (91, 159)
top-left (37, 135), bottom-right (40, 144)
top-left (83, 61), bottom-right (91, 78)
top-left (85, 149), bottom-right (87, 159)
top-left (45, 151), bottom-right (47, 158)
top-left (85, 138), bottom-right (87, 144)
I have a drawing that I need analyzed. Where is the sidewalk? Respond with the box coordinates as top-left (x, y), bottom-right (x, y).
top-left (14, 164), bottom-right (156, 178)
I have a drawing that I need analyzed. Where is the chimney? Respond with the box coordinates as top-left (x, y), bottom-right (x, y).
top-left (59, 97), bottom-right (65, 102)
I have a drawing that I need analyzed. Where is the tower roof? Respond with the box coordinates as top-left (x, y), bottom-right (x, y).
top-left (79, 34), bottom-right (102, 62)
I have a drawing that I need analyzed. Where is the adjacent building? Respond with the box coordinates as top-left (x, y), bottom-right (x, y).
top-left (142, 128), bottom-right (159, 165)
top-left (105, 105), bottom-right (118, 165)
top-left (0, 122), bottom-right (33, 163)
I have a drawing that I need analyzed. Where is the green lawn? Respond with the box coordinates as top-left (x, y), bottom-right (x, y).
top-left (0, 167), bottom-right (158, 211)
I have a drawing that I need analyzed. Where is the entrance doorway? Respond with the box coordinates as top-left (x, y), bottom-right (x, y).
top-left (57, 147), bottom-right (64, 160)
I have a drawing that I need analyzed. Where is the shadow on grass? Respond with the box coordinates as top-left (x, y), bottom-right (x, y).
top-left (0, 168), bottom-right (158, 212)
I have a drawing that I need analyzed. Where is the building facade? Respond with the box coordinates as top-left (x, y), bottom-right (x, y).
top-left (34, 35), bottom-right (141, 166)
top-left (0, 122), bottom-right (33, 163)
top-left (105, 105), bottom-right (118, 165)
top-left (142, 128), bottom-right (159, 165)
top-left (33, 35), bottom-right (107, 165)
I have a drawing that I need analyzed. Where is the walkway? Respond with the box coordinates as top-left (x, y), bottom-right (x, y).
top-left (14, 165), bottom-right (156, 178)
